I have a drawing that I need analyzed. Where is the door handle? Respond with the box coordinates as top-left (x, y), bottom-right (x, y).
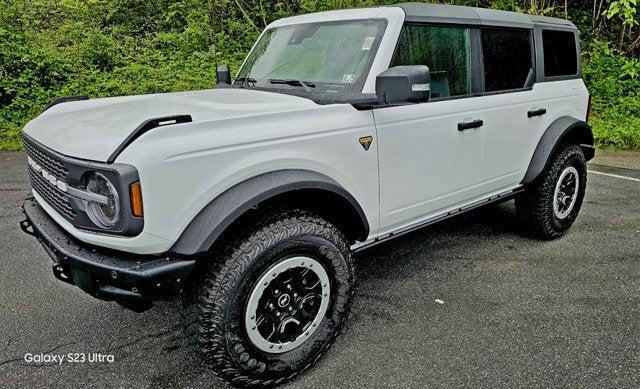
top-left (527, 108), bottom-right (547, 118)
top-left (458, 119), bottom-right (484, 131)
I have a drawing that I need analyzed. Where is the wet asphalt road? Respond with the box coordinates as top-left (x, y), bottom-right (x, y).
top-left (1, 151), bottom-right (639, 388)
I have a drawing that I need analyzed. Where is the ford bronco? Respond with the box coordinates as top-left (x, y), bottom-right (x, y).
top-left (20, 3), bottom-right (593, 387)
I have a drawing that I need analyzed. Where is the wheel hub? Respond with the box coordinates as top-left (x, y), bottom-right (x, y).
top-left (245, 256), bottom-right (330, 353)
top-left (277, 294), bottom-right (291, 308)
top-left (553, 166), bottom-right (579, 219)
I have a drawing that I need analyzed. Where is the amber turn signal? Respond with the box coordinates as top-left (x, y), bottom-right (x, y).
top-left (129, 181), bottom-right (143, 217)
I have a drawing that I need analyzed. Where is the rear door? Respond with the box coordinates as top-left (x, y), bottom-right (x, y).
top-left (479, 27), bottom-right (543, 193)
top-left (374, 24), bottom-right (487, 232)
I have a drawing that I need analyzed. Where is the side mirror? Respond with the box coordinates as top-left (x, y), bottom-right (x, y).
top-left (376, 65), bottom-right (431, 104)
top-left (216, 64), bottom-right (232, 85)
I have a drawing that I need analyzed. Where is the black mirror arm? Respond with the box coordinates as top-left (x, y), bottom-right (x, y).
top-left (377, 92), bottom-right (388, 106)
top-left (524, 68), bottom-right (535, 88)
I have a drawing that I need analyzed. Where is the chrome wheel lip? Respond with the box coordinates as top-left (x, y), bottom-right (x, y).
top-left (245, 256), bottom-right (330, 354)
top-left (553, 166), bottom-right (579, 220)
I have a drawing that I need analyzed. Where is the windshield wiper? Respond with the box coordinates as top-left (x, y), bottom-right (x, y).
top-left (268, 79), bottom-right (316, 93)
top-left (234, 77), bottom-right (257, 87)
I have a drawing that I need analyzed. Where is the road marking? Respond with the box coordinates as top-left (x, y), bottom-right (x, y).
top-left (588, 170), bottom-right (640, 183)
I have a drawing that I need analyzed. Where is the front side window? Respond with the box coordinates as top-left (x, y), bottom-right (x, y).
top-left (542, 30), bottom-right (578, 77)
top-left (482, 28), bottom-right (533, 92)
top-left (391, 25), bottom-right (472, 99)
top-left (235, 20), bottom-right (387, 95)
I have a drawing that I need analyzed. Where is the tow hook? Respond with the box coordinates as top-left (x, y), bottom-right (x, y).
top-left (52, 264), bottom-right (74, 285)
top-left (19, 218), bottom-right (35, 236)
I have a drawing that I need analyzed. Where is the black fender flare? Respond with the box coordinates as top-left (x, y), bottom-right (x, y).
top-left (170, 169), bottom-right (370, 255)
top-left (522, 116), bottom-right (595, 184)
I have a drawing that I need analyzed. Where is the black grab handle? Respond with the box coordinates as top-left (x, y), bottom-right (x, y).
top-left (458, 119), bottom-right (484, 131)
top-left (528, 108), bottom-right (547, 118)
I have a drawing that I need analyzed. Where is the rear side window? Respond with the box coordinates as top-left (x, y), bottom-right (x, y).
top-left (391, 25), bottom-right (472, 98)
top-left (482, 28), bottom-right (533, 92)
top-left (542, 30), bottom-right (578, 77)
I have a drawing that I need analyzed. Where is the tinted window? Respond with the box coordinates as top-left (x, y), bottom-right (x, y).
top-left (482, 28), bottom-right (532, 92)
top-left (543, 30), bottom-right (578, 77)
top-left (391, 25), bottom-right (471, 98)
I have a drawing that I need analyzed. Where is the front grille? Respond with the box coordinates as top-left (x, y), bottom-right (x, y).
top-left (24, 138), bottom-right (77, 220)
top-left (28, 168), bottom-right (77, 220)
top-left (24, 140), bottom-right (69, 179)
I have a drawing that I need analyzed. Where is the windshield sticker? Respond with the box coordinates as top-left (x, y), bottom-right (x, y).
top-left (342, 74), bottom-right (355, 84)
top-left (362, 37), bottom-right (375, 50)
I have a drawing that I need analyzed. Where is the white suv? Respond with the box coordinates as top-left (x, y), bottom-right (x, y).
top-left (20, 3), bottom-right (593, 387)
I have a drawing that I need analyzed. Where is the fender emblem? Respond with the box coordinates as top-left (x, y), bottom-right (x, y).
top-left (359, 136), bottom-right (373, 151)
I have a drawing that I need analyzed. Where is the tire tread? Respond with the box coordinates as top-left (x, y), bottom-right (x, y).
top-left (182, 209), bottom-right (354, 387)
top-left (516, 144), bottom-right (587, 240)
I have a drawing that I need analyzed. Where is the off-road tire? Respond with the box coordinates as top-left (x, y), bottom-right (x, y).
top-left (516, 144), bottom-right (587, 240)
top-left (182, 210), bottom-right (354, 387)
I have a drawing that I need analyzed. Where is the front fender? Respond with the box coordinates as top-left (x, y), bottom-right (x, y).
top-left (170, 169), bottom-right (369, 255)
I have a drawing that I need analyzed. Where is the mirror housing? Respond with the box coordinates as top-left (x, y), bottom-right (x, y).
top-left (216, 64), bottom-right (232, 85)
top-left (376, 65), bottom-right (431, 104)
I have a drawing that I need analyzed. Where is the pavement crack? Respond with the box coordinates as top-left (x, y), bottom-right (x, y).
top-left (0, 356), bottom-right (23, 367)
top-left (101, 325), bottom-right (180, 353)
top-left (0, 340), bottom-right (80, 367)
top-left (0, 188), bottom-right (26, 192)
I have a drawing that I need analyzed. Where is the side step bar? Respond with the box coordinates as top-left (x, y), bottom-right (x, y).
top-left (353, 187), bottom-right (524, 253)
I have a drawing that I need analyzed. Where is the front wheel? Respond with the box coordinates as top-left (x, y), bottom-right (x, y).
top-left (182, 210), bottom-right (354, 387)
top-left (516, 144), bottom-right (587, 239)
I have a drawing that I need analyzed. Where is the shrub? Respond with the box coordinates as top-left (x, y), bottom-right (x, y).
top-left (1, 0), bottom-right (639, 150)
top-left (583, 40), bottom-right (640, 149)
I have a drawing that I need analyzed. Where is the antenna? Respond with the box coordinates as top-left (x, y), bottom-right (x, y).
top-left (210, 39), bottom-right (219, 83)
top-left (209, 9), bottom-right (220, 83)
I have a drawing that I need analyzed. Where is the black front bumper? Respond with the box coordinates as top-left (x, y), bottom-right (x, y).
top-left (21, 198), bottom-right (195, 311)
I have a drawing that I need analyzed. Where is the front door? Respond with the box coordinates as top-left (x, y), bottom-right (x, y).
top-left (375, 24), bottom-right (487, 232)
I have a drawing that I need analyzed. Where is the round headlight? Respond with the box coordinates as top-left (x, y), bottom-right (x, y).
top-left (86, 172), bottom-right (120, 228)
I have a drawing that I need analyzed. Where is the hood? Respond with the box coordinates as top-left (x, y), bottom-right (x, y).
top-left (23, 88), bottom-right (318, 162)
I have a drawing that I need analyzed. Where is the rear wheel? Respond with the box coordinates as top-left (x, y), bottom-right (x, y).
top-left (516, 144), bottom-right (587, 239)
top-left (182, 210), bottom-right (354, 387)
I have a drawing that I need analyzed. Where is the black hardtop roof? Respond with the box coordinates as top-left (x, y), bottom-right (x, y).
top-left (394, 2), bottom-right (577, 30)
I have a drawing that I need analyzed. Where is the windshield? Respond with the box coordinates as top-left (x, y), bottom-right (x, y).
top-left (235, 19), bottom-right (387, 95)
